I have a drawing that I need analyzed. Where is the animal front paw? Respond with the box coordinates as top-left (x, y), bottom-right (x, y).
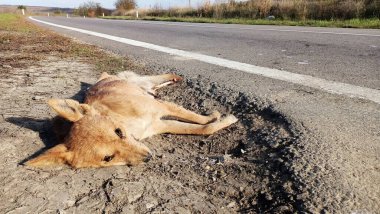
top-left (171, 74), bottom-right (183, 83)
top-left (209, 111), bottom-right (221, 121)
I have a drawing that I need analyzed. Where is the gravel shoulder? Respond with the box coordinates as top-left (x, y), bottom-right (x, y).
top-left (0, 15), bottom-right (379, 213)
top-left (0, 16), bottom-right (303, 213)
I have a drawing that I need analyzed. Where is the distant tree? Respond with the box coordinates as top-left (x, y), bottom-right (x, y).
top-left (17, 5), bottom-right (26, 10)
top-left (114, 0), bottom-right (136, 11)
top-left (75, 1), bottom-right (105, 17)
top-left (54, 9), bottom-right (62, 15)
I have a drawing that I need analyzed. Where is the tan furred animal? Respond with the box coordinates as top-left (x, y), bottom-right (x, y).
top-left (26, 72), bottom-right (238, 168)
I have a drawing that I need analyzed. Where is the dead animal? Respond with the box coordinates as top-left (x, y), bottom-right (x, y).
top-left (26, 71), bottom-right (238, 168)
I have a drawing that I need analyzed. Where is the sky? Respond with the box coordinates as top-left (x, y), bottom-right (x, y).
top-left (0, 0), bottom-right (213, 9)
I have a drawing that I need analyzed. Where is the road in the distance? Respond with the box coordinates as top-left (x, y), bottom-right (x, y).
top-left (30, 17), bottom-right (380, 213)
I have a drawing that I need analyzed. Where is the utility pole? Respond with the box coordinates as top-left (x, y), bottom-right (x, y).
top-left (189, 0), bottom-right (191, 8)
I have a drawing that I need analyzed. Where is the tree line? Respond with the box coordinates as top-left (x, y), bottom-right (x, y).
top-left (73, 0), bottom-right (136, 17)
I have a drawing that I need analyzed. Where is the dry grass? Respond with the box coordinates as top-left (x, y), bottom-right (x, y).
top-left (106, 0), bottom-right (380, 28)
top-left (103, 16), bottom-right (380, 28)
top-left (0, 14), bottom-right (136, 74)
top-left (136, 0), bottom-right (379, 20)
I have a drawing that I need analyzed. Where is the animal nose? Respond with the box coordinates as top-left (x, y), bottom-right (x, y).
top-left (143, 153), bottom-right (153, 163)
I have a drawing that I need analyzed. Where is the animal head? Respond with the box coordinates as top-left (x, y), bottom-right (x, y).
top-left (26, 99), bottom-right (152, 168)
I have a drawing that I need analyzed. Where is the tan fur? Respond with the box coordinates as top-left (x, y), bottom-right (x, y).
top-left (26, 72), bottom-right (238, 168)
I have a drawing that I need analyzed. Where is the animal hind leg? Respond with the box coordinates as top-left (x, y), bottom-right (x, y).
top-left (162, 101), bottom-right (221, 125)
top-left (152, 115), bottom-right (238, 136)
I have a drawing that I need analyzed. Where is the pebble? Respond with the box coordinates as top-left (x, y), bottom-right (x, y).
top-left (227, 201), bottom-right (236, 208)
top-left (32, 96), bottom-right (44, 101)
top-left (2, 65), bottom-right (12, 69)
top-left (298, 61), bottom-right (309, 65)
top-left (269, 141), bottom-right (280, 148)
top-left (156, 154), bottom-right (165, 158)
top-left (209, 156), bottom-right (225, 164)
top-left (146, 203), bottom-right (156, 209)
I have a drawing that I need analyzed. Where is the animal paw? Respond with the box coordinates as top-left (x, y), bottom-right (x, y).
top-left (210, 111), bottom-right (221, 120)
top-left (171, 74), bottom-right (183, 82)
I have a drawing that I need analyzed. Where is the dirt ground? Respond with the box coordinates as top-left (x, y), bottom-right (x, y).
top-left (0, 18), bottom-right (311, 213)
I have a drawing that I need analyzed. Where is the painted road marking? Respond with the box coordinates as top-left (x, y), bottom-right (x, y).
top-left (29, 17), bottom-right (380, 104)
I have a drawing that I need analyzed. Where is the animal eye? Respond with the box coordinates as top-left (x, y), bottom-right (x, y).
top-left (115, 128), bottom-right (124, 139)
top-left (103, 155), bottom-right (114, 162)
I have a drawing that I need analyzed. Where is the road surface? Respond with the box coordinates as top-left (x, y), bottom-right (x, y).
top-left (29, 16), bottom-right (380, 213)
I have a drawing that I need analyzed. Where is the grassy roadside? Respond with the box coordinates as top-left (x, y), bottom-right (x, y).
top-left (102, 16), bottom-right (380, 29)
top-left (0, 13), bottom-right (37, 32)
top-left (0, 13), bottom-right (138, 74)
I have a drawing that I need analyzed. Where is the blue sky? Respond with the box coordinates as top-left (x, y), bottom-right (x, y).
top-left (0, 0), bottom-right (211, 9)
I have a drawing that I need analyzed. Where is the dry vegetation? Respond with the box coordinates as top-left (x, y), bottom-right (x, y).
top-left (142, 0), bottom-right (380, 20)
top-left (0, 14), bottom-right (136, 73)
top-left (105, 0), bottom-right (379, 28)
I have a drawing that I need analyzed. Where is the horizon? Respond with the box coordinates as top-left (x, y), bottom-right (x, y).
top-left (0, 0), bottom-right (215, 9)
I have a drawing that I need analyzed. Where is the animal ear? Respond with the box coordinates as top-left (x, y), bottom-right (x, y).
top-left (25, 144), bottom-right (73, 167)
top-left (98, 72), bottom-right (111, 82)
top-left (48, 99), bottom-right (92, 122)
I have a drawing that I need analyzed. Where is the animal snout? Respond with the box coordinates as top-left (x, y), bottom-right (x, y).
top-left (143, 152), bottom-right (153, 163)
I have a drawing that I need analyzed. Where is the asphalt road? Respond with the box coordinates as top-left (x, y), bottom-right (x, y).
top-left (30, 16), bottom-right (380, 212)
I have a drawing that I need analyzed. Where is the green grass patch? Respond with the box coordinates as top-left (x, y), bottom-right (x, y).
top-left (102, 16), bottom-right (380, 29)
top-left (0, 13), bottom-right (37, 32)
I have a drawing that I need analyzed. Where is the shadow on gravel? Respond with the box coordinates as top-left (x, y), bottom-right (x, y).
top-left (6, 117), bottom-right (57, 165)
top-left (7, 82), bottom-right (91, 165)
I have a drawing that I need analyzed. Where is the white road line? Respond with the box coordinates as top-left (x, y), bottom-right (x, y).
top-left (101, 19), bottom-right (380, 37)
top-left (29, 16), bottom-right (380, 104)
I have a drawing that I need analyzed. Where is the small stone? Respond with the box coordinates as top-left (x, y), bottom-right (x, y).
top-left (146, 203), bottom-right (156, 209)
top-left (209, 156), bottom-right (225, 164)
top-left (227, 201), bottom-right (236, 208)
top-left (156, 154), bottom-right (165, 158)
top-left (56, 209), bottom-right (66, 214)
top-left (219, 170), bottom-right (226, 177)
top-left (32, 96), bottom-right (44, 101)
top-left (265, 193), bottom-right (273, 201)
top-left (298, 61), bottom-right (309, 65)
top-left (205, 165), bottom-right (211, 170)
top-left (66, 200), bottom-right (76, 207)
top-left (269, 141), bottom-right (279, 148)
top-left (2, 65), bottom-right (12, 69)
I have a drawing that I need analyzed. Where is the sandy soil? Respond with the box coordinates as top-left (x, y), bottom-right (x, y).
top-left (0, 27), bottom-right (305, 213)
